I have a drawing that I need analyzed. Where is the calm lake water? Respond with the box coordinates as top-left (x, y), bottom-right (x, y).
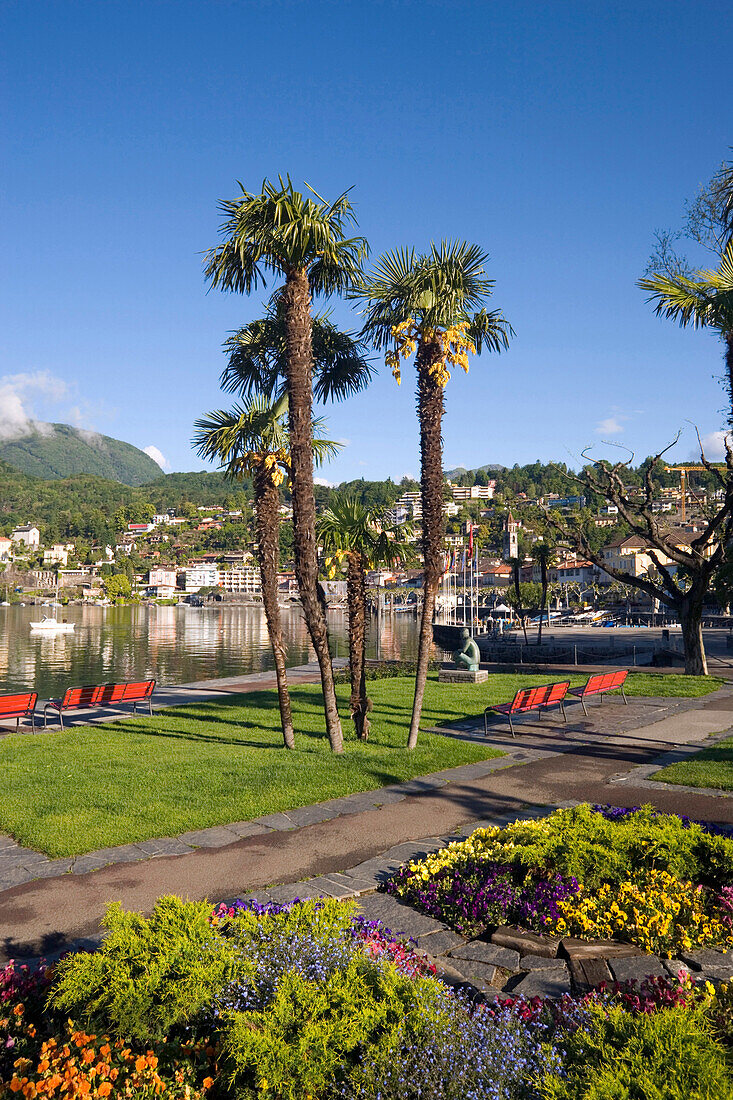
top-left (0, 603), bottom-right (421, 699)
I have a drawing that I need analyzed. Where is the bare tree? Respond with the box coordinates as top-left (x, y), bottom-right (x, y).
top-left (543, 439), bottom-right (733, 675)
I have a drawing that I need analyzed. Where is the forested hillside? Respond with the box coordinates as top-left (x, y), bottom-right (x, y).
top-left (0, 423), bottom-right (162, 485)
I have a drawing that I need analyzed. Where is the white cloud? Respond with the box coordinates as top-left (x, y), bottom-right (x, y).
top-left (696, 431), bottom-right (732, 461)
top-left (595, 417), bottom-right (624, 435)
top-left (314, 476), bottom-right (333, 486)
top-left (143, 444), bottom-right (171, 471)
top-left (0, 371), bottom-right (68, 440)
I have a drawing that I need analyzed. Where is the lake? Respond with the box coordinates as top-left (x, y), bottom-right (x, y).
top-left (0, 603), bottom-right (421, 699)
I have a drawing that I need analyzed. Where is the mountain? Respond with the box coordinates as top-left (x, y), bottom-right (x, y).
top-left (444, 463), bottom-right (507, 479)
top-left (0, 423), bottom-right (162, 486)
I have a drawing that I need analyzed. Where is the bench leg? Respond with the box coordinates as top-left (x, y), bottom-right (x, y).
top-left (580, 697), bottom-right (588, 717)
top-left (560, 702), bottom-right (567, 723)
top-left (621, 688), bottom-right (628, 705)
top-left (30, 711), bottom-right (35, 733)
top-left (507, 714), bottom-right (515, 738)
top-left (148, 697), bottom-right (153, 717)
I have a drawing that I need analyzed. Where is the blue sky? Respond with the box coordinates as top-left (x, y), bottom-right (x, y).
top-left (1, 0), bottom-right (731, 482)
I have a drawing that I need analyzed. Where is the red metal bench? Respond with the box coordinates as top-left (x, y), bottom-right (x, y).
top-left (484, 681), bottom-right (570, 738)
top-left (43, 680), bottom-right (156, 729)
top-left (567, 670), bottom-right (629, 715)
top-left (0, 692), bottom-right (38, 733)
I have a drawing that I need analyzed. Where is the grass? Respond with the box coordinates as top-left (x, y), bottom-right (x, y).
top-left (0, 671), bottom-right (724, 858)
top-left (652, 735), bottom-right (733, 791)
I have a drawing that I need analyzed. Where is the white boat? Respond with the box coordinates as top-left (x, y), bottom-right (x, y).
top-left (30, 615), bottom-right (75, 634)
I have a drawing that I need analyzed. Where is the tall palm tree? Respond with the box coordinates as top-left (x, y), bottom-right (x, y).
top-left (355, 242), bottom-right (513, 748)
top-left (318, 497), bottom-right (414, 741)
top-left (639, 241), bottom-right (733, 423)
top-left (220, 297), bottom-right (373, 404)
top-left (192, 395), bottom-right (339, 750)
top-left (205, 177), bottom-right (368, 754)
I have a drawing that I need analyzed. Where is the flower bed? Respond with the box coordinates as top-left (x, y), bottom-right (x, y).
top-left (3, 893), bottom-right (733, 1099)
top-left (384, 804), bottom-right (733, 954)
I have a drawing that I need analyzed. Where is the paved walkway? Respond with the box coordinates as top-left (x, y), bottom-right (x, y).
top-left (3, 678), bottom-right (733, 964)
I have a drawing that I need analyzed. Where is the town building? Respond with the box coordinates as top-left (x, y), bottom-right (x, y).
top-left (502, 512), bottom-right (518, 561)
top-left (450, 482), bottom-right (496, 501)
top-left (11, 524), bottom-right (40, 548)
top-left (218, 566), bottom-right (262, 594)
top-left (43, 543), bottom-right (74, 566)
top-left (181, 565), bottom-right (220, 592)
top-left (0, 537), bottom-right (12, 561)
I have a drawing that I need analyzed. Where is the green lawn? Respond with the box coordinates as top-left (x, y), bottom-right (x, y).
top-left (0, 671), bottom-right (724, 858)
top-left (652, 735), bottom-right (733, 791)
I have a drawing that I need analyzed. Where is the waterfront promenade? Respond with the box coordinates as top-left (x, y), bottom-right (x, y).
top-left (2, 669), bottom-right (733, 965)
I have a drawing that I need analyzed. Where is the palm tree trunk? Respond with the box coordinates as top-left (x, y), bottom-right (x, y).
top-left (281, 267), bottom-right (344, 753)
top-left (347, 550), bottom-right (370, 740)
top-left (726, 332), bottom-right (733, 427)
top-left (408, 343), bottom-right (445, 750)
top-left (254, 469), bottom-right (295, 749)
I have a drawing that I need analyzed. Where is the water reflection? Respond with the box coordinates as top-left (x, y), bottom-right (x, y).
top-left (0, 604), bottom-right (419, 697)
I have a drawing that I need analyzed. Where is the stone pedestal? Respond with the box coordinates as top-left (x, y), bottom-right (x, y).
top-left (438, 668), bottom-right (488, 684)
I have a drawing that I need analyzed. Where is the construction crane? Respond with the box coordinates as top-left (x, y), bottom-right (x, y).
top-left (663, 464), bottom-right (726, 522)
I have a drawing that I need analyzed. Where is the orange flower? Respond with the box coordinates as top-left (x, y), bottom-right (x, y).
top-left (38, 1061), bottom-right (50, 1074)
top-left (135, 1057), bottom-right (147, 1073)
top-left (99, 1046), bottom-right (111, 1058)
top-left (97, 1084), bottom-right (112, 1097)
top-left (13, 1004), bottom-right (24, 1016)
top-left (109, 1069), bottom-right (119, 1082)
top-left (10, 1079), bottom-right (23, 1093)
top-left (203, 1077), bottom-right (214, 1090)
top-left (82, 1050), bottom-right (95, 1065)
top-left (77, 1081), bottom-right (90, 1095)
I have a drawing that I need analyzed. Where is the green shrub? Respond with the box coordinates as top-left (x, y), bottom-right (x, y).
top-left (541, 1002), bottom-right (733, 1100)
top-left (220, 957), bottom-right (444, 1100)
top-left (493, 805), bottom-right (733, 892)
top-left (49, 896), bottom-right (241, 1042)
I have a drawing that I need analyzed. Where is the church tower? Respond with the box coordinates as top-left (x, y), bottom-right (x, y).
top-left (502, 511), bottom-right (518, 561)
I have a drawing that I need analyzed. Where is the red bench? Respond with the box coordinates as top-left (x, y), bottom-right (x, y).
top-left (43, 680), bottom-right (156, 729)
top-left (484, 681), bottom-right (570, 738)
top-left (568, 670), bottom-right (629, 715)
top-left (0, 692), bottom-right (38, 733)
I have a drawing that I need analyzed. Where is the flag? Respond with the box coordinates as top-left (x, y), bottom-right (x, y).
top-left (468, 524), bottom-right (474, 555)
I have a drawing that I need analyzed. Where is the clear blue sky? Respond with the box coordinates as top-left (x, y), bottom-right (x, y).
top-left (2, 0), bottom-right (731, 482)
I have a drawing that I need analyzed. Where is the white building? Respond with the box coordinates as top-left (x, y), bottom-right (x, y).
top-left (182, 565), bottom-right (220, 592)
top-left (218, 566), bottom-right (262, 594)
top-left (148, 567), bottom-right (178, 589)
top-left (450, 482), bottom-right (495, 501)
top-left (11, 525), bottom-right (40, 548)
top-left (43, 543), bottom-right (74, 566)
top-left (0, 536), bottom-right (12, 561)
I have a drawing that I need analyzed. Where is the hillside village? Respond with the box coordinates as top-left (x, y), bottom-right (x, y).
top-left (1, 461), bottom-right (725, 612)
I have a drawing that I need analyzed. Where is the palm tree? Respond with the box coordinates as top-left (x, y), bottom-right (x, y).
top-left (220, 297), bottom-right (373, 405)
top-left (318, 497), bottom-right (414, 740)
top-left (639, 241), bottom-right (733, 423)
top-left (192, 395), bottom-right (339, 750)
top-left (355, 241), bottom-right (513, 748)
top-left (205, 177), bottom-right (368, 754)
